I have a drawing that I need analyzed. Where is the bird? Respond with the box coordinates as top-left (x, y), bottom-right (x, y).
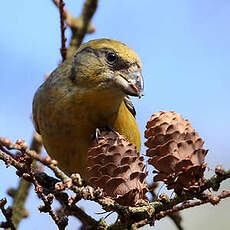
top-left (32, 39), bottom-right (144, 179)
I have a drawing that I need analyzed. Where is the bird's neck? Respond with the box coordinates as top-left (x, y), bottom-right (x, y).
top-left (77, 88), bottom-right (124, 127)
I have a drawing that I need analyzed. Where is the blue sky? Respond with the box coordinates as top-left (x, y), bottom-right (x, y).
top-left (1, 1), bottom-right (230, 229)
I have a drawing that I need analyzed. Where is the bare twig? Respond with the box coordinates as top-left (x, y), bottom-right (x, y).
top-left (0, 149), bottom-right (26, 171)
top-left (35, 176), bottom-right (100, 229)
top-left (67, 0), bottom-right (98, 58)
top-left (75, 0), bottom-right (98, 48)
top-left (30, 170), bottom-right (68, 230)
top-left (148, 182), bottom-right (184, 230)
top-left (10, 132), bottom-right (42, 229)
top-left (0, 138), bottom-right (67, 229)
top-left (52, 0), bottom-right (98, 59)
top-left (200, 166), bottom-right (230, 192)
top-left (58, 0), bottom-right (67, 61)
top-left (156, 190), bottom-right (230, 220)
top-left (61, 203), bottom-right (98, 228)
top-left (0, 133), bottom-right (42, 229)
top-left (52, 0), bottom-right (95, 32)
top-left (0, 198), bottom-right (16, 230)
top-left (8, 180), bottom-right (30, 230)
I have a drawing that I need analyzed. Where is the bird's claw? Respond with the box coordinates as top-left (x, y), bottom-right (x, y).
top-left (95, 128), bottom-right (101, 143)
top-left (92, 126), bottom-right (114, 143)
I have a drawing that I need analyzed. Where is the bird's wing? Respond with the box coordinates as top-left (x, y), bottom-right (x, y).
top-left (32, 92), bottom-right (41, 134)
top-left (123, 96), bottom-right (136, 118)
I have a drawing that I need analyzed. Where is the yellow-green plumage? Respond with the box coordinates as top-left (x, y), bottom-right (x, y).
top-left (33, 39), bottom-right (143, 178)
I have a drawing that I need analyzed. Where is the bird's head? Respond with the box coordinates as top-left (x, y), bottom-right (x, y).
top-left (71, 39), bottom-right (144, 98)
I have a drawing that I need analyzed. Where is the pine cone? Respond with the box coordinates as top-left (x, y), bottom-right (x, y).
top-left (87, 130), bottom-right (148, 205)
top-left (145, 111), bottom-right (208, 194)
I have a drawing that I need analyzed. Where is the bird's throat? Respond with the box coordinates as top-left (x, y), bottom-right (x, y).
top-left (77, 87), bottom-right (124, 127)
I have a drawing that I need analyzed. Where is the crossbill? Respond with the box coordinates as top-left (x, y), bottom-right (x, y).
top-left (33, 39), bottom-right (143, 179)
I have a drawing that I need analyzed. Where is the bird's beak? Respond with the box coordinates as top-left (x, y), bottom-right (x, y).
top-left (114, 71), bottom-right (144, 98)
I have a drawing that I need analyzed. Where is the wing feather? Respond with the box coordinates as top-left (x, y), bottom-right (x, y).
top-left (123, 96), bottom-right (136, 118)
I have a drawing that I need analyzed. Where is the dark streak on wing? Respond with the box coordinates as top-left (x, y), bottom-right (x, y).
top-left (124, 96), bottom-right (136, 118)
top-left (75, 46), bottom-right (101, 58)
top-left (70, 65), bottom-right (77, 83)
top-left (32, 93), bottom-right (41, 134)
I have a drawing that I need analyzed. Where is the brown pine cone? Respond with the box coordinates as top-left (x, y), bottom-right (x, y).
top-left (87, 130), bottom-right (148, 205)
top-left (145, 111), bottom-right (208, 194)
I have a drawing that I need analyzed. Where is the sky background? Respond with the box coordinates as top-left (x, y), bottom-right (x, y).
top-left (1, 0), bottom-right (230, 229)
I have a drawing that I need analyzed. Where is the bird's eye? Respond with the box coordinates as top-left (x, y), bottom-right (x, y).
top-left (106, 52), bottom-right (117, 64)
